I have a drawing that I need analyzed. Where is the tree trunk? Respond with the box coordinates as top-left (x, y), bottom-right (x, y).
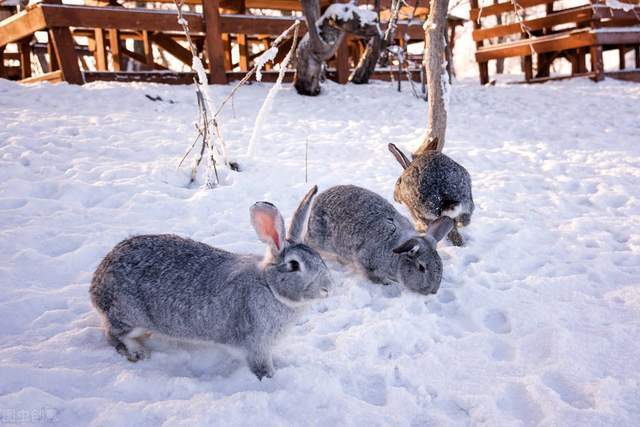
top-left (350, 0), bottom-right (402, 84)
top-left (350, 34), bottom-right (382, 84)
top-left (295, 0), bottom-right (380, 96)
top-left (416, 0), bottom-right (450, 155)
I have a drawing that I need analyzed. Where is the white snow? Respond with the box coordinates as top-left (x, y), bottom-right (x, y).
top-left (1, 77), bottom-right (640, 426)
top-left (605, 0), bottom-right (639, 11)
top-left (318, 3), bottom-right (378, 27)
top-left (254, 47), bottom-right (278, 82)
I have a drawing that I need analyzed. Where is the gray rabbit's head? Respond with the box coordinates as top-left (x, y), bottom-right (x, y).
top-left (392, 216), bottom-right (453, 295)
top-left (251, 186), bottom-right (333, 307)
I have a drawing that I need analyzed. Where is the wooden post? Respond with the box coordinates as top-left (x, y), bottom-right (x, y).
top-left (536, 53), bottom-right (550, 78)
top-left (524, 55), bottom-right (533, 81)
top-left (221, 33), bottom-right (232, 70)
top-left (108, 29), bottom-right (123, 71)
top-left (335, 36), bottom-right (350, 84)
top-left (19, 37), bottom-right (32, 80)
top-left (49, 28), bottom-right (83, 84)
top-left (0, 45), bottom-right (5, 79)
top-left (142, 31), bottom-right (154, 68)
top-left (94, 29), bottom-right (107, 71)
top-left (237, 34), bottom-right (249, 71)
top-left (202, 0), bottom-right (227, 84)
top-left (618, 45), bottom-right (625, 70)
top-left (470, 0), bottom-right (488, 84)
top-left (569, 50), bottom-right (578, 74)
top-left (577, 48), bottom-right (587, 73)
top-left (445, 23), bottom-right (455, 82)
top-left (635, 46), bottom-right (640, 69)
top-left (48, 39), bottom-right (59, 71)
top-left (590, 45), bottom-right (604, 81)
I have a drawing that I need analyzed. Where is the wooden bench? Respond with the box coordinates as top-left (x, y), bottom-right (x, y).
top-left (469, 0), bottom-right (640, 83)
top-left (0, 0), bottom-right (447, 85)
top-left (0, 0), bottom-right (313, 84)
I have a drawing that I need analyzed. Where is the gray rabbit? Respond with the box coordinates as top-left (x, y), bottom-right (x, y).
top-left (388, 141), bottom-right (474, 246)
top-left (305, 185), bottom-right (453, 295)
top-left (90, 186), bottom-right (332, 380)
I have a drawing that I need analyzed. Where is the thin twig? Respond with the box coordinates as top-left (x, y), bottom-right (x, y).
top-left (212, 20), bottom-right (301, 119)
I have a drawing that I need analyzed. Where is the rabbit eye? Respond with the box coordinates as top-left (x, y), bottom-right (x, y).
top-left (417, 263), bottom-right (426, 273)
top-left (287, 260), bottom-right (300, 272)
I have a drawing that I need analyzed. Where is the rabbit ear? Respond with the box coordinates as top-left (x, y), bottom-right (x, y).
top-left (388, 143), bottom-right (411, 170)
top-left (393, 238), bottom-right (420, 256)
top-left (288, 185), bottom-right (318, 242)
top-left (426, 216), bottom-right (454, 244)
top-left (251, 202), bottom-right (287, 255)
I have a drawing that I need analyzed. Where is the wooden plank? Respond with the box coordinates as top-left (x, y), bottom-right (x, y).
top-left (37, 4), bottom-right (308, 36)
top-left (475, 29), bottom-right (595, 61)
top-left (524, 54), bottom-right (533, 80)
top-left (606, 69), bottom-right (640, 82)
top-left (152, 32), bottom-right (192, 65)
top-left (5, 66), bottom-right (22, 80)
top-left (120, 46), bottom-right (168, 69)
top-left (108, 28), bottom-right (122, 71)
top-left (40, 4), bottom-right (205, 33)
top-left (237, 33), bottom-right (249, 70)
top-left (48, 27), bottom-right (83, 84)
top-left (470, 0), bottom-right (555, 20)
top-left (594, 30), bottom-right (640, 45)
top-left (142, 30), bottom-right (154, 68)
top-left (94, 28), bottom-right (107, 70)
top-left (47, 38), bottom-right (59, 71)
top-left (219, 14), bottom-right (301, 35)
top-left (202, 0), bottom-right (227, 84)
top-left (19, 37), bottom-right (32, 79)
top-left (335, 36), bottom-right (349, 84)
top-left (20, 69), bottom-right (63, 83)
top-left (0, 45), bottom-right (4, 78)
top-left (472, 6), bottom-right (594, 41)
top-left (506, 71), bottom-right (596, 83)
top-left (590, 45), bottom-right (604, 81)
top-left (83, 69), bottom-right (295, 83)
top-left (470, 0), bottom-right (489, 83)
top-left (221, 32), bottom-right (232, 70)
top-left (0, 5), bottom-right (47, 46)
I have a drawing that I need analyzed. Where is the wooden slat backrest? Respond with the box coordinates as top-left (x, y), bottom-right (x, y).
top-left (469, 0), bottom-right (555, 21)
top-left (472, 5), bottom-right (595, 41)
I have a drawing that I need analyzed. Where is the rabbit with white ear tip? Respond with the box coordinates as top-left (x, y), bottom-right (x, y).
top-left (305, 185), bottom-right (453, 295)
top-left (90, 186), bottom-right (332, 380)
top-left (388, 140), bottom-right (474, 247)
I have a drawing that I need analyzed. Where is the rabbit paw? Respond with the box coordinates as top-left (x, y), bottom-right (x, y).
top-left (115, 339), bottom-right (150, 362)
top-left (250, 362), bottom-right (275, 381)
top-left (447, 227), bottom-right (464, 247)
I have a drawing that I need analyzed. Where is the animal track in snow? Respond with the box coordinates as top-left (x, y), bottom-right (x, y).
top-left (314, 336), bottom-right (336, 352)
top-left (437, 289), bottom-right (456, 304)
top-left (0, 198), bottom-right (28, 210)
top-left (483, 309), bottom-right (512, 334)
top-left (542, 371), bottom-right (594, 410)
top-left (341, 374), bottom-right (387, 406)
top-left (497, 383), bottom-right (544, 425)
top-left (489, 338), bottom-right (515, 362)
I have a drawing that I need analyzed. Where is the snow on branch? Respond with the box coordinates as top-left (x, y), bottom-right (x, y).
top-left (174, 0), bottom-right (228, 188)
top-left (247, 21), bottom-right (300, 157)
top-left (318, 2), bottom-right (379, 28)
top-left (174, 1), bottom-right (301, 187)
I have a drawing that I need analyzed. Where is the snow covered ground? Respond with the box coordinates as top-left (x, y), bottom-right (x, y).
top-left (0, 77), bottom-right (639, 426)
